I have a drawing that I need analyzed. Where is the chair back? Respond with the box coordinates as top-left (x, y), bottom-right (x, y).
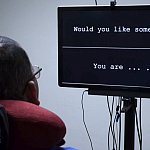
top-left (0, 104), bottom-right (9, 150)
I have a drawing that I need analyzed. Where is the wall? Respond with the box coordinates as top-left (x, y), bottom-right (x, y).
top-left (0, 0), bottom-right (150, 149)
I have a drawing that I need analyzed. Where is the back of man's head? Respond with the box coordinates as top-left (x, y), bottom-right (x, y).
top-left (0, 36), bottom-right (20, 46)
top-left (0, 36), bottom-right (33, 100)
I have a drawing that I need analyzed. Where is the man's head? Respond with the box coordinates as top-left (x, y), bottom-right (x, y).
top-left (0, 36), bottom-right (40, 105)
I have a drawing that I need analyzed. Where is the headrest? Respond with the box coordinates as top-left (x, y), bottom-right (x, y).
top-left (0, 104), bottom-right (9, 149)
top-left (0, 100), bottom-right (66, 150)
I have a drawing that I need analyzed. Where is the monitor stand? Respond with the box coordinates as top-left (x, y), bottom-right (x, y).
top-left (122, 97), bottom-right (137, 150)
top-left (88, 89), bottom-right (137, 150)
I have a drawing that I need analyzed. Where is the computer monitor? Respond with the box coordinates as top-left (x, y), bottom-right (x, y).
top-left (58, 5), bottom-right (150, 98)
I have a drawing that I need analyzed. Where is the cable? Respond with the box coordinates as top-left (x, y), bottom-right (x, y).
top-left (112, 113), bottom-right (118, 150)
top-left (81, 93), bottom-right (123, 150)
top-left (112, 97), bottom-right (122, 150)
top-left (135, 98), bottom-right (142, 150)
top-left (94, 0), bottom-right (98, 5)
top-left (135, 108), bottom-right (142, 149)
top-left (81, 90), bottom-right (94, 150)
top-left (107, 96), bottom-right (118, 150)
top-left (107, 96), bottom-right (113, 150)
top-left (139, 98), bottom-right (142, 150)
top-left (111, 97), bottom-right (117, 150)
top-left (107, 96), bottom-right (122, 150)
top-left (118, 97), bottom-right (122, 150)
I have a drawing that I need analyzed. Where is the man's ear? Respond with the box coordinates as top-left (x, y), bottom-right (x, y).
top-left (24, 81), bottom-right (40, 105)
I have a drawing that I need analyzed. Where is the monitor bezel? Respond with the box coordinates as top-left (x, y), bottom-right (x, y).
top-left (58, 5), bottom-right (150, 98)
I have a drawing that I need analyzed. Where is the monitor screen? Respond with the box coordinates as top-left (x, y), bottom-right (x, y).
top-left (58, 5), bottom-right (150, 98)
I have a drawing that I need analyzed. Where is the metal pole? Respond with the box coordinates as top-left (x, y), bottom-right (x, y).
top-left (122, 98), bottom-right (137, 150)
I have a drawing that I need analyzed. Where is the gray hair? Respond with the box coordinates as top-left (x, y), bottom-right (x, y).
top-left (0, 36), bottom-right (33, 100)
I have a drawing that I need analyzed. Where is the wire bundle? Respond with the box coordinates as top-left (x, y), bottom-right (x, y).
top-left (81, 91), bottom-right (142, 150)
top-left (107, 96), bottom-right (122, 150)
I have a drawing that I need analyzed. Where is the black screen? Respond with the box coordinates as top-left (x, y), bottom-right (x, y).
top-left (58, 5), bottom-right (150, 97)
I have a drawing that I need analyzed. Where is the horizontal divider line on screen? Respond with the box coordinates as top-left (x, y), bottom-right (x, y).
top-left (62, 46), bottom-right (150, 50)
top-left (62, 82), bottom-right (150, 89)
